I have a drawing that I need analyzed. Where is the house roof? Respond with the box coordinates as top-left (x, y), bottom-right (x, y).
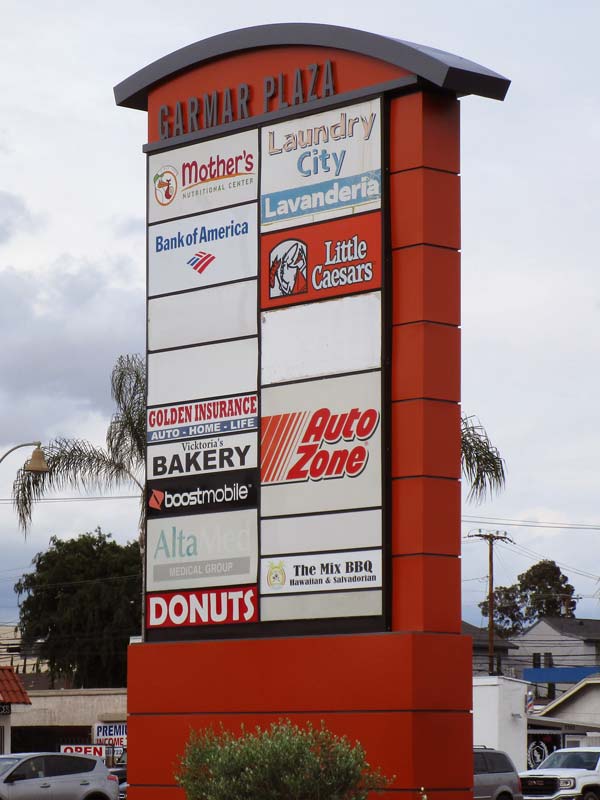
top-left (535, 673), bottom-right (600, 719)
top-left (0, 667), bottom-right (31, 705)
top-left (114, 23), bottom-right (510, 111)
top-left (528, 617), bottom-right (600, 642)
top-left (461, 621), bottom-right (518, 652)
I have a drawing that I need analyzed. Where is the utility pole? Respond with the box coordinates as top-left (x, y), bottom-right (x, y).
top-left (467, 529), bottom-right (513, 675)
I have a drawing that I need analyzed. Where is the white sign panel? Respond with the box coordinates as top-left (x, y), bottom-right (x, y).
top-left (148, 203), bottom-right (257, 296)
top-left (261, 589), bottom-right (382, 621)
top-left (94, 722), bottom-right (127, 747)
top-left (261, 99), bottom-right (381, 231)
top-left (60, 745), bottom-right (107, 758)
top-left (261, 509), bottom-right (381, 555)
top-left (261, 371), bottom-right (381, 516)
top-left (261, 549), bottom-right (382, 594)
top-left (147, 509), bottom-right (258, 591)
top-left (147, 393), bottom-right (258, 443)
top-left (147, 338), bottom-right (258, 406)
top-left (147, 433), bottom-right (257, 481)
top-left (261, 292), bottom-right (381, 385)
top-left (148, 129), bottom-right (258, 223)
top-left (148, 279), bottom-right (257, 351)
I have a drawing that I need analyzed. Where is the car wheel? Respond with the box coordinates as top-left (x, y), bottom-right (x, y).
top-left (582, 792), bottom-right (600, 800)
top-left (497, 792), bottom-right (513, 800)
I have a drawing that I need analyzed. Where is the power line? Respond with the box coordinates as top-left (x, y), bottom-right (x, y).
top-left (0, 495), bottom-right (138, 504)
top-left (463, 514), bottom-right (600, 531)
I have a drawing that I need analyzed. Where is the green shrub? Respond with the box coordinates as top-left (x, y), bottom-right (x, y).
top-left (176, 719), bottom-right (390, 800)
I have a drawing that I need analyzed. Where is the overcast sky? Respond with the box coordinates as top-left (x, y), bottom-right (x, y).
top-left (1, 0), bottom-right (599, 631)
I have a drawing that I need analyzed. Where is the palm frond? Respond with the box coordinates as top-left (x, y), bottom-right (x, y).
top-left (106, 354), bottom-right (146, 475)
top-left (13, 438), bottom-right (141, 532)
top-left (461, 414), bottom-right (506, 503)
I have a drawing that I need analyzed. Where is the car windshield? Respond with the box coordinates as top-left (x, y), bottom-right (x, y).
top-left (0, 758), bottom-right (20, 777)
top-left (539, 751), bottom-right (600, 770)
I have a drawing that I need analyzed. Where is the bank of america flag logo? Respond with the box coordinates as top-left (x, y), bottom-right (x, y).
top-left (187, 250), bottom-right (215, 275)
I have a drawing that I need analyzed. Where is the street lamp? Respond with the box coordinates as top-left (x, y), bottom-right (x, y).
top-left (0, 442), bottom-right (49, 473)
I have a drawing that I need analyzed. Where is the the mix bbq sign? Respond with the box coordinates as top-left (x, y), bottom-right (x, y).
top-left (145, 96), bottom-right (386, 640)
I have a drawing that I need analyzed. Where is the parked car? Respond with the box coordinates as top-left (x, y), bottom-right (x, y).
top-left (108, 764), bottom-right (127, 784)
top-left (475, 746), bottom-right (524, 800)
top-left (0, 752), bottom-right (119, 799)
top-left (520, 747), bottom-right (600, 800)
top-left (119, 781), bottom-right (128, 799)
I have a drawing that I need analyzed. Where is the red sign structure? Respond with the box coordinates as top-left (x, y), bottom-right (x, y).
top-left (115, 23), bottom-right (509, 800)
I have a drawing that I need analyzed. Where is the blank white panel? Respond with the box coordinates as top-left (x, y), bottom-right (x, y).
top-left (261, 510), bottom-right (381, 555)
top-left (148, 280), bottom-right (257, 351)
top-left (148, 339), bottom-right (258, 406)
top-left (260, 590), bottom-right (382, 621)
top-left (261, 292), bottom-right (381, 384)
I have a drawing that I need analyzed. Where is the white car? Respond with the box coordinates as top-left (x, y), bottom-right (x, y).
top-left (0, 752), bottom-right (119, 799)
top-left (520, 747), bottom-right (600, 800)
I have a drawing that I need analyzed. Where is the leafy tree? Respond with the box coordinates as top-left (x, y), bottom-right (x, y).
top-left (12, 354), bottom-right (504, 531)
top-left (14, 528), bottom-right (141, 688)
top-left (479, 560), bottom-right (576, 636)
top-left (176, 719), bottom-right (390, 800)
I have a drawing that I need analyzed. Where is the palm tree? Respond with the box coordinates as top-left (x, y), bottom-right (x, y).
top-left (13, 354), bottom-right (505, 531)
top-left (12, 354), bottom-right (146, 533)
top-left (461, 414), bottom-right (506, 502)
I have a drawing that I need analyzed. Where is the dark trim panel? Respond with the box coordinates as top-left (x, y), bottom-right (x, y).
top-left (114, 23), bottom-right (510, 110)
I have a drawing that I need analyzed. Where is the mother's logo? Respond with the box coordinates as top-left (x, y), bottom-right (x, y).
top-left (153, 166), bottom-right (178, 205)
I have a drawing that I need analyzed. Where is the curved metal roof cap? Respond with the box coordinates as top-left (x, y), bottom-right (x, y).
top-left (114, 23), bottom-right (510, 110)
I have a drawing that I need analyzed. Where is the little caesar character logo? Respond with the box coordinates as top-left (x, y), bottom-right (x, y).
top-left (153, 166), bottom-right (178, 205)
top-left (269, 240), bottom-right (307, 298)
top-left (261, 406), bottom-right (380, 484)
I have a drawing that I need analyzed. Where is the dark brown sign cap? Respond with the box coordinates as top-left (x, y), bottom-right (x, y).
top-left (114, 22), bottom-right (510, 110)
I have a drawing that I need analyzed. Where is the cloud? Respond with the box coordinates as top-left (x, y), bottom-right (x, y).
top-left (112, 216), bottom-right (145, 239)
top-left (0, 255), bottom-right (145, 445)
top-left (0, 192), bottom-right (36, 244)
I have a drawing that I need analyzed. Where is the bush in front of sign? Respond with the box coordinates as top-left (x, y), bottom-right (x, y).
top-left (176, 719), bottom-right (390, 800)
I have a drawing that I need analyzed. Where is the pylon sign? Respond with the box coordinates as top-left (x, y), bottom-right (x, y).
top-left (115, 23), bottom-right (509, 643)
top-left (144, 98), bottom-right (385, 639)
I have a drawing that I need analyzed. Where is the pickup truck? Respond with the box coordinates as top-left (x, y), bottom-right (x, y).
top-left (520, 747), bottom-right (600, 800)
